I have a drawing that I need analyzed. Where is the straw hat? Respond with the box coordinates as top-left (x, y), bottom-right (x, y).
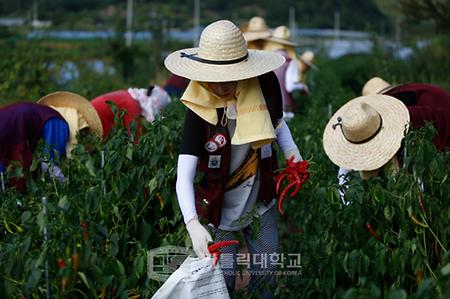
top-left (362, 77), bottom-right (392, 96)
top-left (323, 95), bottom-right (410, 171)
top-left (164, 20), bottom-right (285, 82)
top-left (299, 51), bottom-right (318, 71)
top-left (266, 26), bottom-right (298, 47)
top-left (242, 16), bottom-right (271, 42)
top-left (38, 91), bottom-right (103, 137)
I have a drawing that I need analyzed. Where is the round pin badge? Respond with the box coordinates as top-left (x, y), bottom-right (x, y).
top-left (213, 133), bottom-right (227, 148)
top-left (204, 140), bottom-right (219, 153)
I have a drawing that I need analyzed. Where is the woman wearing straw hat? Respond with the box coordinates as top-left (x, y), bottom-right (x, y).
top-left (265, 26), bottom-right (299, 117)
top-left (362, 77), bottom-right (450, 121)
top-left (38, 91), bottom-right (103, 158)
top-left (323, 91), bottom-right (450, 204)
top-left (298, 50), bottom-right (317, 84)
top-left (0, 102), bottom-right (70, 191)
top-left (264, 26), bottom-right (314, 119)
top-left (165, 20), bottom-right (304, 297)
top-left (91, 85), bottom-right (171, 142)
top-left (242, 16), bottom-right (271, 50)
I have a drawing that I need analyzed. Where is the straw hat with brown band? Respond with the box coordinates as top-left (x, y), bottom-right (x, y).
top-left (38, 91), bottom-right (103, 138)
top-left (164, 20), bottom-right (284, 82)
top-left (323, 95), bottom-right (410, 171)
top-left (165, 20), bottom-right (285, 149)
top-left (299, 50), bottom-right (318, 71)
top-left (361, 76), bottom-right (403, 96)
top-left (265, 25), bottom-right (298, 47)
top-left (242, 16), bottom-right (271, 42)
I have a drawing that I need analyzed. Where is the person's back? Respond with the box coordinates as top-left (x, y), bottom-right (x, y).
top-left (0, 102), bottom-right (69, 190)
top-left (0, 102), bottom-right (64, 166)
top-left (91, 90), bottom-right (142, 138)
top-left (386, 83), bottom-right (450, 111)
top-left (385, 83), bottom-right (450, 150)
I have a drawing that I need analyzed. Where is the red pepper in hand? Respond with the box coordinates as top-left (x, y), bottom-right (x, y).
top-left (275, 158), bottom-right (310, 215)
top-left (208, 240), bottom-right (239, 266)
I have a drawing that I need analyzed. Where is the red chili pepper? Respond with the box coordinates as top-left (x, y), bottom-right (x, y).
top-left (278, 181), bottom-right (298, 215)
top-left (57, 258), bottom-right (66, 269)
top-left (275, 159), bottom-right (310, 216)
top-left (418, 192), bottom-right (426, 213)
top-left (285, 167), bottom-right (301, 185)
top-left (111, 287), bottom-right (117, 296)
top-left (275, 173), bottom-right (288, 194)
top-left (365, 223), bottom-right (382, 241)
top-left (80, 221), bottom-right (89, 241)
top-left (71, 252), bottom-right (80, 284)
top-left (208, 240), bottom-right (239, 266)
top-left (208, 240), bottom-right (239, 253)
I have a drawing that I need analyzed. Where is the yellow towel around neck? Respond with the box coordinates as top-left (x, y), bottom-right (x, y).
top-left (181, 78), bottom-right (276, 149)
top-left (50, 106), bottom-right (88, 158)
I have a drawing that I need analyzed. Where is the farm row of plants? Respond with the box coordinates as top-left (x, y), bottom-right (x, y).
top-left (1, 105), bottom-right (188, 298)
top-left (277, 73), bottom-right (450, 298)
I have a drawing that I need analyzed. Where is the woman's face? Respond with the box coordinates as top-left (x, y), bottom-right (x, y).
top-left (206, 81), bottom-right (238, 99)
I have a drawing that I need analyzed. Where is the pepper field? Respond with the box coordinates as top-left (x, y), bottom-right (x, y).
top-left (0, 35), bottom-right (449, 298)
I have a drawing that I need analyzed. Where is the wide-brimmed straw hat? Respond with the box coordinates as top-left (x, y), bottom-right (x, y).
top-left (164, 20), bottom-right (285, 82)
top-left (266, 26), bottom-right (298, 47)
top-left (323, 95), bottom-right (410, 171)
top-left (361, 77), bottom-right (393, 96)
top-left (242, 16), bottom-right (271, 42)
top-left (299, 51), bottom-right (318, 71)
top-left (38, 91), bottom-right (103, 137)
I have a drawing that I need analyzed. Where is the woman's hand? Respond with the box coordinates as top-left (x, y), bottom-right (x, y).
top-left (186, 218), bottom-right (213, 258)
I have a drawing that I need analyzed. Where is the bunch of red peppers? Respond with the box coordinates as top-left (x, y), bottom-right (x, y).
top-left (275, 158), bottom-right (310, 215)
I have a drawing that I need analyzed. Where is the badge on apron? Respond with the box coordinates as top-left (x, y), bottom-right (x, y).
top-left (261, 144), bottom-right (272, 159)
top-left (205, 140), bottom-right (219, 153)
top-left (213, 133), bottom-right (227, 148)
top-left (208, 155), bottom-right (221, 168)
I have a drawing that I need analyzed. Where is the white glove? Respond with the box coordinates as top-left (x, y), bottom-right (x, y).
top-left (338, 167), bottom-right (351, 205)
top-left (186, 218), bottom-right (213, 258)
top-left (284, 148), bottom-right (303, 162)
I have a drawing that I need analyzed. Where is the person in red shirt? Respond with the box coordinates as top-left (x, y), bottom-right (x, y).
top-left (91, 85), bottom-right (171, 142)
top-left (362, 77), bottom-right (450, 150)
top-left (324, 78), bottom-right (450, 204)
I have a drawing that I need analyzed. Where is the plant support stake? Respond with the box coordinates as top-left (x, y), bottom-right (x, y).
top-left (101, 151), bottom-right (106, 195)
top-left (0, 171), bottom-right (4, 191)
top-left (41, 196), bottom-right (51, 299)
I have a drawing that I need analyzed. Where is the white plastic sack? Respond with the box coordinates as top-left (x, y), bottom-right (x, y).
top-left (151, 256), bottom-right (230, 299)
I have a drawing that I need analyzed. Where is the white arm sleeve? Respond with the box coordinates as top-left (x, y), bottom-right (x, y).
top-left (176, 154), bottom-right (199, 224)
top-left (275, 120), bottom-right (303, 162)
